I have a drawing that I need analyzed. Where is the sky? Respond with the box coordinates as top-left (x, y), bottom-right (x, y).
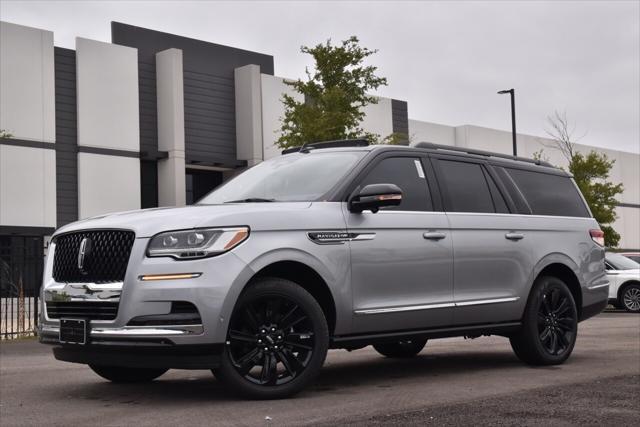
top-left (1, 0), bottom-right (639, 153)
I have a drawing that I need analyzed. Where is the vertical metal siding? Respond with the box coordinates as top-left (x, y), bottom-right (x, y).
top-left (54, 47), bottom-right (78, 228)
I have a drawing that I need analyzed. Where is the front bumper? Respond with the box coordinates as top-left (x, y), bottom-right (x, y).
top-left (51, 343), bottom-right (223, 370)
top-left (39, 236), bottom-right (255, 353)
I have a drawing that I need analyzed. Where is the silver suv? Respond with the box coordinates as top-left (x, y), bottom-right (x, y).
top-left (39, 140), bottom-right (609, 399)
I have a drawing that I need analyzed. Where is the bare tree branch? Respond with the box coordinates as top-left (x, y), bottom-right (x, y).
top-left (543, 110), bottom-right (587, 162)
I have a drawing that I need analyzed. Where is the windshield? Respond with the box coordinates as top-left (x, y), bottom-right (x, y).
top-left (605, 253), bottom-right (640, 270)
top-left (198, 151), bottom-right (366, 204)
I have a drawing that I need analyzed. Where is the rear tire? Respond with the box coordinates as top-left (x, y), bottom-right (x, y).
top-left (620, 283), bottom-right (640, 313)
top-left (510, 276), bottom-right (578, 365)
top-left (89, 365), bottom-right (167, 383)
top-left (212, 277), bottom-right (329, 399)
top-left (373, 339), bottom-right (427, 358)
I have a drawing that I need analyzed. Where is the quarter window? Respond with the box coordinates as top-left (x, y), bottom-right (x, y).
top-left (505, 168), bottom-right (590, 217)
top-left (438, 160), bottom-right (497, 213)
top-left (359, 157), bottom-right (432, 211)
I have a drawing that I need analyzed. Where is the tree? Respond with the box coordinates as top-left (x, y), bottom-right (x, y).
top-left (276, 37), bottom-right (388, 149)
top-left (544, 111), bottom-right (624, 247)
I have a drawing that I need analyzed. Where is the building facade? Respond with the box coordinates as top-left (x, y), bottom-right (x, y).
top-left (0, 20), bottom-right (638, 298)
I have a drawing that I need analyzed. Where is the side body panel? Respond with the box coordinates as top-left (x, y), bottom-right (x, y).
top-left (345, 208), bottom-right (454, 333)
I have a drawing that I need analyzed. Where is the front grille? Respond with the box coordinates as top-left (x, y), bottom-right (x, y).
top-left (52, 230), bottom-right (135, 283)
top-left (46, 301), bottom-right (119, 320)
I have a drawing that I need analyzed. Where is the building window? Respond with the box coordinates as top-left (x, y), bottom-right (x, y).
top-left (186, 169), bottom-right (223, 204)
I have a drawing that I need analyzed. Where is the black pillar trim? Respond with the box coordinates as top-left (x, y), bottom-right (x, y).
top-left (0, 226), bottom-right (56, 236)
top-left (0, 138), bottom-right (55, 150)
top-left (77, 146), bottom-right (140, 158)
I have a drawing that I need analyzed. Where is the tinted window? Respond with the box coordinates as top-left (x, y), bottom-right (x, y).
top-left (359, 157), bottom-right (432, 211)
top-left (505, 168), bottom-right (589, 217)
top-left (438, 160), bottom-right (495, 213)
top-left (484, 169), bottom-right (509, 213)
top-left (605, 253), bottom-right (640, 270)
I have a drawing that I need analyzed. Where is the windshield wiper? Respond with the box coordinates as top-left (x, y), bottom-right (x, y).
top-left (224, 198), bottom-right (277, 203)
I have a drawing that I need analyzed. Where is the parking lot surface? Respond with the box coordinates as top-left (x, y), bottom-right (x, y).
top-left (1, 312), bottom-right (638, 426)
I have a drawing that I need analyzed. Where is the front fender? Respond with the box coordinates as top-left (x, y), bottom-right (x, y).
top-left (217, 236), bottom-right (352, 341)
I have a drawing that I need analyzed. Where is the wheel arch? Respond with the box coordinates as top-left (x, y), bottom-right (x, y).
top-left (220, 249), bottom-right (345, 339)
top-left (250, 260), bottom-right (337, 335)
top-left (617, 280), bottom-right (640, 302)
top-left (530, 255), bottom-right (583, 319)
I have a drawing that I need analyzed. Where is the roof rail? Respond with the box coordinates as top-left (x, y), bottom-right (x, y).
top-left (281, 139), bottom-right (369, 155)
top-left (414, 142), bottom-right (553, 167)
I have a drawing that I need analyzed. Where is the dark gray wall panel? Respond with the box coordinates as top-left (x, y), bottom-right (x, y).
top-left (391, 99), bottom-right (409, 137)
top-left (54, 47), bottom-right (78, 228)
top-left (111, 22), bottom-right (274, 168)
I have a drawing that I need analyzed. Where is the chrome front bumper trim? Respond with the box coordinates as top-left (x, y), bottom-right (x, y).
top-left (40, 324), bottom-right (203, 337)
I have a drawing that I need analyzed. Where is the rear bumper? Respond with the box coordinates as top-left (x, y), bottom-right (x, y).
top-left (51, 343), bottom-right (223, 370)
top-left (580, 298), bottom-right (608, 322)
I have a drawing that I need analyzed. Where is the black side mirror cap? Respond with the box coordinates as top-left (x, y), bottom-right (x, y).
top-left (348, 183), bottom-right (403, 213)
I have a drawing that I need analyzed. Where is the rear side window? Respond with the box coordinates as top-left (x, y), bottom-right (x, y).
top-left (359, 157), bottom-right (432, 211)
top-left (505, 168), bottom-right (589, 217)
top-left (437, 160), bottom-right (496, 213)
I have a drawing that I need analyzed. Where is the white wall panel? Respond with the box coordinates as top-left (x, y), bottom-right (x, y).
top-left (0, 145), bottom-right (56, 227)
top-left (408, 119), bottom-right (456, 146)
top-left (360, 97), bottom-right (393, 139)
top-left (0, 21), bottom-right (55, 143)
top-left (76, 37), bottom-right (139, 151)
top-left (77, 153), bottom-right (140, 219)
top-left (235, 65), bottom-right (263, 165)
top-left (261, 75), bottom-right (302, 160)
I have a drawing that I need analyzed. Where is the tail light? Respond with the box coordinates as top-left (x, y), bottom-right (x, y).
top-left (590, 229), bottom-right (605, 247)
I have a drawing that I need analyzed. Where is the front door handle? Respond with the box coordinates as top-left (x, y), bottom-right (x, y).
top-left (505, 232), bottom-right (524, 241)
top-left (423, 232), bottom-right (446, 241)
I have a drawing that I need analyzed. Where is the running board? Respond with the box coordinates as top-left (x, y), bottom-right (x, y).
top-left (330, 321), bottom-right (522, 349)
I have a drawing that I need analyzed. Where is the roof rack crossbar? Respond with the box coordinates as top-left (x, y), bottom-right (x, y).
top-left (281, 139), bottom-right (369, 155)
top-left (415, 142), bottom-right (553, 167)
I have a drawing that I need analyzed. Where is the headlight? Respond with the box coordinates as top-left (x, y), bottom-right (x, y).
top-left (147, 227), bottom-right (249, 259)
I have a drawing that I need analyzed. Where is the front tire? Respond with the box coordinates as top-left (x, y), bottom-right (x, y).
top-left (510, 276), bottom-right (578, 365)
top-left (89, 365), bottom-right (167, 383)
top-left (212, 277), bottom-right (329, 399)
top-left (373, 339), bottom-right (427, 358)
top-left (620, 283), bottom-right (640, 313)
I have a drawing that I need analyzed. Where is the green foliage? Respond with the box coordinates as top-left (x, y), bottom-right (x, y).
top-left (569, 151), bottom-right (624, 247)
top-left (531, 149), bottom-right (549, 163)
top-left (276, 37), bottom-right (387, 149)
top-left (0, 129), bottom-right (13, 138)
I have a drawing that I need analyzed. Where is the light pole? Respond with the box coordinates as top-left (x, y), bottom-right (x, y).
top-left (497, 88), bottom-right (517, 156)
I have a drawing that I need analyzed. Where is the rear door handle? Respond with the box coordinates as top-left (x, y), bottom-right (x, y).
top-left (505, 232), bottom-right (524, 241)
top-left (423, 232), bottom-right (446, 241)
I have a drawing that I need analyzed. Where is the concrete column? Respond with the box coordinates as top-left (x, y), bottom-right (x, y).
top-left (156, 48), bottom-right (186, 207)
top-left (234, 64), bottom-right (263, 166)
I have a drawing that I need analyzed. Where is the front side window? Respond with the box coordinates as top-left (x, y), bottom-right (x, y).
top-left (358, 157), bottom-right (432, 211)
top-left (438, 160), bottom-right (496, 213)
top-left (198, 151), bottom-right (365, 204)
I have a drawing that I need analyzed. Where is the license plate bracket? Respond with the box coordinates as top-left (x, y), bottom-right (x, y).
top-left (59, 319), bottom-right (88, 345)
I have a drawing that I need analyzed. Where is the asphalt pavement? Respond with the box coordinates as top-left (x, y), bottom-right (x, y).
top-left (1, 312), bottom-right (638, 426)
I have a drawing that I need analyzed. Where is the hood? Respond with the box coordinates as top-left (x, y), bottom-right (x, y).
top-left (54, 203), bottom-right (313, 238)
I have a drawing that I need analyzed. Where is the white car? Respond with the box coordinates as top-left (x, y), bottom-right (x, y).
top-left (605, 253), bottom-right (640, 313)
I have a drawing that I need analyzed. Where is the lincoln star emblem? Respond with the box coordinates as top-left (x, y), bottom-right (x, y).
top-left (77, 237), bottom-right (92, 274)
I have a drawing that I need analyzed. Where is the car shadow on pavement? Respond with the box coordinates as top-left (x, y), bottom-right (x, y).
top-left (39, 349), bottom-right (546, 403)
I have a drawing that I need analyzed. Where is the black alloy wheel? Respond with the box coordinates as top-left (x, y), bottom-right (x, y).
top-left (213, 278), bottom-right (329, 399)
top-left (536, 286), bottom-right (576, 356)
top-left (510, 276), bottom-right (578, 365)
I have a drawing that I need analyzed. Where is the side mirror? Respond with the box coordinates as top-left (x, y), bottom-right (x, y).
top-left (348, 183), bottom-right (403, 213)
